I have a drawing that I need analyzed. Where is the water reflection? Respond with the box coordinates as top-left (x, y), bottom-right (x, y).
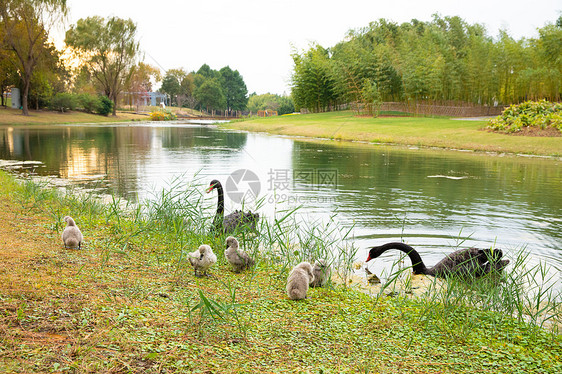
top-left (0, 123), bottom-right (560, 289)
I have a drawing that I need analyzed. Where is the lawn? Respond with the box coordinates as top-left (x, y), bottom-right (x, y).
top-left (0, 106), bottom-right (148, 125)
top-left (0, 170), bottom-right (560, 373)
top-left (224, 111), bottom-right (562, 156)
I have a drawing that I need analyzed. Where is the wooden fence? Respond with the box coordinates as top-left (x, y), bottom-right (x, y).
top-left (301, 101), bottom-right (507, 117)
top-left (379, 101), bottom-right (506, 117)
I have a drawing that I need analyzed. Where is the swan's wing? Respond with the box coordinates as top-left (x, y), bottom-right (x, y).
top-left (187, 250), bottom-right (201, 267)
top-left (223, 210), bottom-right (260, 233)
top-left (223, 211), bottom-right (244, 233)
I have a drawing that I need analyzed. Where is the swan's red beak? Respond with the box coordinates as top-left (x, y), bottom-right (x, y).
top-left (366, 254), bottom-right (372, 262)
top-left (206, 185), bottom-right (214, 193)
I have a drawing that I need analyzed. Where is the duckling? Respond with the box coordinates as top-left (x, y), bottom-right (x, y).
top-left (310, 259), bottom-right (331, 287)
top-left (188, 245), bottom-right (217, 277)
top-left (286, 262), bottom-right (315, 300)
top-left (62, 216), bottom-right (83, 249)
top-left (225, 236), bottom-right (254, 272)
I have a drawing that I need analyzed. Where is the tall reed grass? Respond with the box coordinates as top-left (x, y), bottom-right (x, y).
top-left (8, 171), bottom-right (561, 338)
top-left (372, 246), bottom-right (562, 337)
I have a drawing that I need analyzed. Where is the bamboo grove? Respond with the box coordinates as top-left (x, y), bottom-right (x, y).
top-left (290, 15), bottom-right (562, 113)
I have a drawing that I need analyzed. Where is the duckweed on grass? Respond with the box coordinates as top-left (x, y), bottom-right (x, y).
top-left (0, 170), bottom-right (560, 373)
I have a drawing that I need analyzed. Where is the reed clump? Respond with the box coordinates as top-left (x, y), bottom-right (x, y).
top-left (1, 170), bottom-right (560, 373)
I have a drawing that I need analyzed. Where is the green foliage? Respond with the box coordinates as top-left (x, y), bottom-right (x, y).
top-left (49, 92), bottom-right (77, 112)
top-left (291, 16), bottom-right (562, 112)
top-left (97, 95), bottom-right (113, 116)
top-left (487, 100), bottom-right (562, 133)
top-left (291, 44), bottom-right (338, 112)
top-left (247, 93), bottom-right (295, 115)
top-left (195, 78), bottom-right (226, 111)
top-left (219, 66), bottom-right (248, 111)
top-left (160, 64), bottom-right (249, 111)
top-left (0, 0), bottom-right (68, 115)
top-left (160, 74), bottom-right (181, 105)
top-left (65, 16), bottom-right (140, 115)
top-left (3, 170), bottom-right (561, 372)
top-left (76, 93), bottom-right (101, 113)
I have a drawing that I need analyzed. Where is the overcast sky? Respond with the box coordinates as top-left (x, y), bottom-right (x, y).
top-left (60, 0), bottom-right (561, 95)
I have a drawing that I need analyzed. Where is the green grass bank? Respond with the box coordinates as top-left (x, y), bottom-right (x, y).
top-left (223, 111), bottom-right (562, 157)
top-left (0, 170), bottom-right (560, 373)
top-left (0, 106), bottom-right (148, 125)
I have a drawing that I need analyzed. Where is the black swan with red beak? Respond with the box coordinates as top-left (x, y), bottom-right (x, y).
top-left (206, 179), bottom-right (259, 234)
top-left (366, 242), bottom-right (509, 278)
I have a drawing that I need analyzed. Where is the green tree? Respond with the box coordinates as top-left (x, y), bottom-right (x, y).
top-left (160, 73), bottom-right (181, 106)
top-left (536, 22), bottom-right (562, 100)
top-left (179, 72), bottom-right (196, 108)
top-left (247, 93), bottom-right (294, 115)
top-left (197, 64), bottom-right (220, 79)
top-left (291, 44), bottom-right (337, 112)
top-left (195, 78), bottom-right (225, 112)
top-left (291, 16), bottom-right (562, 109)
top-left (0, 50), bottom-right (18, 107)
top-left (219, 66), bottom-right (248, 111)
top-left (65, 16), bottom-right (140, 115)
top-left (0, 0), bottom-right (68, 115)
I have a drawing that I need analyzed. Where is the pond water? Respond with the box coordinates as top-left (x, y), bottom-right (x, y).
top-left (1, 122), bottom-right (561, 290)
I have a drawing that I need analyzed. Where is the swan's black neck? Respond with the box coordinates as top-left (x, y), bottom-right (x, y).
top-left (211, 181), bottom-right (225, 229)
top-left (214, 182), bottom-right (225, 216)
top-left (368, 242), bottom-right (430, 275)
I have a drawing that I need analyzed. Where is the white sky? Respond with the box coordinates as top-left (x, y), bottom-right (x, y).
top-left (59, 0), bottom-right (561, 95)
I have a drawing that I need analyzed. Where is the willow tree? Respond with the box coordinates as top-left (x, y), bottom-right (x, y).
top-left (0, 0), bottom-right (67, 115)
top-left (65, 16), bottom-right (140, 116)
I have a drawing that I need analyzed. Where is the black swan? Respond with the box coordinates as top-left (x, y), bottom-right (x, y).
top-left (206, 179), bottom-right (259, 234)
top-left (366, 242), bottom-right (509, 278)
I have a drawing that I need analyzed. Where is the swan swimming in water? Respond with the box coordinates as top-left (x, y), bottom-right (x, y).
top-left (206, 179), bottom-right (259, 234)
top-left (366, 242), bottom-right (509, 278)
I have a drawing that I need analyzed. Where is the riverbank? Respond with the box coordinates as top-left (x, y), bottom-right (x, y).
top-left (223, 111), bottom-right (562, 157)
top-left (0, 170), bottom-right (560, 373)
top-left (0, 106), bottom-right (148, 125)
top-left (3, 107), bottom-right (561, 157)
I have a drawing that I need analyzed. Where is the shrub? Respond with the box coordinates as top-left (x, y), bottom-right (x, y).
top-left (97, 95), bottom-right (114, 116)
top-left (150, 109), bottom-right (177, 121)
top-left (487, 100), bottom-right (562, 133)
top-left (77, 93), bottom-right (101, 114)
top-left (50, 93), bottom-right (77, 113)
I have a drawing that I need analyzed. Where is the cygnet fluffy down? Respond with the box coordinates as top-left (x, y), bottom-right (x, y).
top-left (62, 216), bottom-right (83, 249)
top-left (225, 236), bottom-right (254, 272)
top-left (188, 245), bottom-right (217, 276)
top-left (310, 259), bottom-right (331, 287)
top-left (286, 262), bottom-right (315, 300)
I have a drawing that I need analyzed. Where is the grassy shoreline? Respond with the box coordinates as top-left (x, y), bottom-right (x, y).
top-left (223, 111), bottom-right (562, 157)
top-left (2, 107), bottom-right (561, 157)
top-left (0, 106), bottom-right (148, 125)
top-left (0, 170), bottom-right (560, 373)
